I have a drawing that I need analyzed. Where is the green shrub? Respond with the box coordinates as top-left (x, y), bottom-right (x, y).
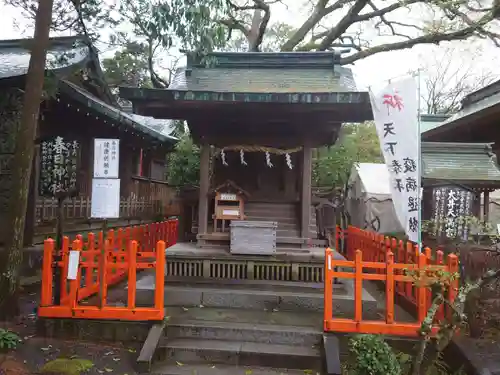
top-left (348, 334), bottom-right (401, 375)
top-left (0, 328), bottom-right (20, 351)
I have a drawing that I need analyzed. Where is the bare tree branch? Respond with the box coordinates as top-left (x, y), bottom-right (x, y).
top-left (318, 0), bottom-right (370, 50)
top-left (280, 0), bottom-right (331, 51)
top-left (340, 16), bottom-right (493, 65)
top-left (418, 46), bottom-right (497, 114)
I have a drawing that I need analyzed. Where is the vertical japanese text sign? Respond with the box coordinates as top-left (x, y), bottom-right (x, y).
top-left (93, 139), bottom-right (119, 178)
top-left (369, 78), bottom-right (420, 243)
top-left (39, 136), bottom-right (80, 197)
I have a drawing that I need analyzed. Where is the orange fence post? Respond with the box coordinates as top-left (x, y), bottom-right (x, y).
top-left (386, 251), bottom-right (395, 324)
top-left (60, 236), bottom-right (70, 301)
top-left (99, 239), bottom-right (110, 308)
top-left (354, 250), bottom-right (363, 323)
top-left (324, 248), bottom-right (334, 331)
top-left (124, 227), bottom-right (132, 262)
top-left (446, 254), bottom-right (459, 319)
top-left (155, 240), bottom-right (166, 314)
top-left (436, 250), bottom-right (445, 321)
top-left (41, 239), bottom-right (54, 307)
top-left (86, 232), bottom-right (95, 289)
top-left (128, 240), bottom-right (138, 309)
top-left (417, 252), bottom-right (428, 323)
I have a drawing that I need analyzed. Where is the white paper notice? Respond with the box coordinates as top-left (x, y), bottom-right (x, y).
top-left (369, 77), bottom-right (420, 243)
top-left (91, 178), bottom-right (120, 218)
top-left (93, 138), bottom-right (119, 178)
top-left (67, 250), bottom-right (80, 280)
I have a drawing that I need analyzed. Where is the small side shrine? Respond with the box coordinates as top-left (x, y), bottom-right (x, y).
top-left (211, 180), bottom-right (249, 232)
top-left (121, 51), bottom-right (372, 254)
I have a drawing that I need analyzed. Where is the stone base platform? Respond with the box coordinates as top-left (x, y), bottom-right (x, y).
top-left (165, 242), bottom-right (337, 283)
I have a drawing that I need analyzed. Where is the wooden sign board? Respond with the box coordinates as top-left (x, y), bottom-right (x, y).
top-left (214, 191), bottom-right (245, 220)
top-left (93, 138), bottom-right (119, 178)
top-left (39, 137), bottom-right (80, 197)
top-left (431, 185), bottom-right (475, 241)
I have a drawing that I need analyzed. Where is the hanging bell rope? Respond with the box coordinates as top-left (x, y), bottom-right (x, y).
top-left (265, 152), bottom-right (273, 168)
top-left (240, 149), bottom-right (248, 166)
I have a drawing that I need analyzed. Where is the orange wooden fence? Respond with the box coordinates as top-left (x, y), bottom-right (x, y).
top-left (324, 246), bottom-right (459, 336)
top-left (38, 219), bottom-right (178, 321)
top-left (336, 226), bottom-right (457, 315)
top-left (325, 226), bottom-right (459, 336)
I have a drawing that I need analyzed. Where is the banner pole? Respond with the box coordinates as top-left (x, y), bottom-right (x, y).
top-left (416, 70), bottom-right (423, 250)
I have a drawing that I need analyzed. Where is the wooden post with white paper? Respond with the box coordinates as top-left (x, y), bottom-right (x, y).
top-left (91, 138), bottom-right (120, 307)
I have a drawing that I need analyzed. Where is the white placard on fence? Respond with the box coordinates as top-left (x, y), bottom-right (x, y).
top-left (67, 250), bottom-right (80, 280)
top-left (93, 138), bottom-right (119, 178)
top-left (369, 77), bottom-right (420, 243)
top-left (91, 178), bottom-right (120, 218)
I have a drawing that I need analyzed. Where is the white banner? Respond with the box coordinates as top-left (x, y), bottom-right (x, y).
top-left (369, 78), bottom-right (420, 243)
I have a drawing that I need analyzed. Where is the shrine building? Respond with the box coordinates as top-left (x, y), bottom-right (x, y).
top-left (121, 51), bottom-right (372, 254)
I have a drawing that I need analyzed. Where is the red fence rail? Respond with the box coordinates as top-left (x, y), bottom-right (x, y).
top-left (38, 219), bottom-right (178, 321)
top-left (326, 226), bottom-right (459, 337)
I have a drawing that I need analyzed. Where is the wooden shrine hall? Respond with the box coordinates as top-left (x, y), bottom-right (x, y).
top-left (121, 51), bottom-right (372, 254)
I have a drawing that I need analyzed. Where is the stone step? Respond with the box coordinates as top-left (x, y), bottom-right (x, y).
top-left (151, 363), bottom-right (311, 375)
top-left (130, 277), bottom-right (377, 316)
top-left (165, 307), bottom-right (322, 346)
top-left (245, 212), bottom-right (317, 221)
top-left (155, 338), bottom-right (322, 371)
top-left (197, 233), bottom-right (323, 245)
top-left (245, 203), bottom-right (297, 210)
top-left (163, 277), bottom-right (326, 293)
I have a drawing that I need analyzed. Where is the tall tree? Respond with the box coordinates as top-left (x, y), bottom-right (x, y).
top-left (418, 45), bottom-right (497, 115)
top-left (219, 0), bottom-right (499, 62)
top-left (5, 0), bottom-right (112, 40)
top-left (0, 0), bottom-right (54, 318)
top-left (102, 42), bottom-right (154, 91)
top-left (313, 122), bottom-right (382, 188)
top-left (8, 0), bottom-right (500, 64)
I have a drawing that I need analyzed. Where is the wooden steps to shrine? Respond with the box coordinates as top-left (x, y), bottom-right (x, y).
top-left (205, 201), bottom-right (320, 244)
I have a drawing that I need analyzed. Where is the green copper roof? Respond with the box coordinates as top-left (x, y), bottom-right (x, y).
top-left (156, 51), bottom-right (358, 94)
top-left (422, 142), bottom-right (500, 183)
top-left (422, 80), bottom-right (500, 140)
top-left (419, 114), bottom-right (449, 133)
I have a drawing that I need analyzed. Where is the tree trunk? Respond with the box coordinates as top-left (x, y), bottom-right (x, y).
top-left (0, 0), bottom-right (54, 319)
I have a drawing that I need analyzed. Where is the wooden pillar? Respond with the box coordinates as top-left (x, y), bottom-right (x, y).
top-left (197, 143), bottom-right (210, 242)
top-left (301, 143), bottom-right (312, 241)
top-left (483, 190), bottom-right (490, 223)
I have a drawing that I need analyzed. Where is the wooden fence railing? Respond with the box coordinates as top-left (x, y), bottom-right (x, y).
top-left (324, 247), bottom-right (459, 336)
top-left (36, 196), bottom-right (167, 223)
top-left (38, 219), bottom-right (178, 321)
top-left (326, 226), bottom-right (460, 336)
top-left (338, 226), bottom-right (460, 314)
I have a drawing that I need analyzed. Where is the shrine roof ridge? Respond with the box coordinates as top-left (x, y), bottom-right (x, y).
top-left (461, 79), bottom-right (500, 108)
top-left (422, 142), bottom-right (494, 154)
top-left (0, 36), bottom-right (90, 80)
top-left (422, 141), bottom-right (500, 184)
top-left (60, 80), bottom-right (178, 144)
top-left (185, 51), bottom-right (342, 70)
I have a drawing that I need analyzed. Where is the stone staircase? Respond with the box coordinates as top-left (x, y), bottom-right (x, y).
top-left (128, 276), bottom-right (378, 374)
top-left (244, 202), bottom-right (318, 240)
